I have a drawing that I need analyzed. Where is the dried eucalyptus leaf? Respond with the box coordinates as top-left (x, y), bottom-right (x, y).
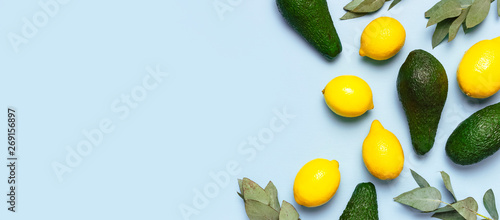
top-left (410, 169), bottom-right (430, 188)
top-left (432, 18), bottom-right (454, 48)
top-left (440, 171), bottom-right (457, 202)
top-left (432, 210), bottom-right (467, 220)
top-left (279, 201), bottom-right (300, 220)
top-left (449, 7), bottom-right (469, 42)
top-left (389, 0), bottom-right (402, 9)
top-left (435, 205), bottom-right (457, 213)
top-left (483, 189), bottom-right (498, 220)
top-left (466, 0), bottom-right (491, 28)
top-left (265, 181), bottom-right (280, 212)
top-left (245, 199), bottom-right (279, 220)
top-left (451, 197), bottom-right (479, 220)
top-left (427, 0), bottom-right (462, 27)
top-left (243, 178), bottom-right (270, 205)
top-left (238, 179), bottom-right (244, 199)
top-left (394, 187), bottom-right (442, 212)
top-left (352, 0), bottom-right (386, 13)
top-left (344, 0), bottom-right (366, 11)
top-left (426, 0), bottom-right (455, 18)
top-left (340, 11), bottom-right (368, 20)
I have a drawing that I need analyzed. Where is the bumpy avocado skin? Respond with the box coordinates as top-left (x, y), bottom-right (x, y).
top-left (397, 49), bottom-right (448, 155)
top-left (339, 182), bottom-right (378, 220)
top-left (446, 102), bottom-right (500, 165)
top-left (276, 0), bottom-right (342, 60)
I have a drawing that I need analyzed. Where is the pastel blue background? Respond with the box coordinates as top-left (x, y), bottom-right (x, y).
top-left (1, 0), bottom-right (500, 219)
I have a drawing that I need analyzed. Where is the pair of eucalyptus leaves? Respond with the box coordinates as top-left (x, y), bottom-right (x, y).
top-left (394, 170), bottom-right (498, 220)
top-left (341, 0), bottom-right (499, 47)
top-left (238, 178), bottom-right (301, 220)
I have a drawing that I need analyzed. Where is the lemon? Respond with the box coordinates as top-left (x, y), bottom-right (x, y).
top-left (359, 17), bottom-right (406, 60)
top-left (363, 120), bottom-right (404, 180)
top-left (323, 75), bottom-right (374, 117)
top-left (293, 158), bottom-right (341, 207)
top-left (457, 38), bottom-right (500, 98)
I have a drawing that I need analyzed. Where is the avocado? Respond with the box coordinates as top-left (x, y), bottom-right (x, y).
top-left (446, 102), bottom-right (500, 165)
top-left (397, 49), bottom-right (448, 155)
top-left (339, 182), bottom-right (378, 220)
top-left (276, 0), bottom-right (342, 60)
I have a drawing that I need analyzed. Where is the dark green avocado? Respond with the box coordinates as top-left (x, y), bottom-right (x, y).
top-left (397, 49), bottom-right (448, 155)
top-left (276, 0), bottom-right (342, 60)
top-left (339, 182), bottom-right (378, 220)
top-left (446, 102), bottom-right (500, 165)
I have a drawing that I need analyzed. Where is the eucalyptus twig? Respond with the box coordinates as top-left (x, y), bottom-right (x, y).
top-left (394, 170), bottom-right (499, 220)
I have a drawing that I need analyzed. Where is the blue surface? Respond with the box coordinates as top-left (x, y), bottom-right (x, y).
top-left (1, 0), bottom-right (500, 219)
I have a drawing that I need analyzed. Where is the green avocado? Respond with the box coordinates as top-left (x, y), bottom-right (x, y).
top-left (446, 102), bottom-right (500, 165)
top-left (276, 0), bottom-right (342, 60)
top-left (339, 182), bottom-right (378, 220)
top-left (397, 49), bottom-right (448, 155)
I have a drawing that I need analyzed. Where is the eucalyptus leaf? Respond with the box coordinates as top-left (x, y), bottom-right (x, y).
top-left (279, 201), bottom-right (300, 220)
top-left (440, 171), bottom-right (457, 202)
top-left (435, 205), bottom-right (456, 213)
top-left (449, 7), bottom-right (469, 42)
top-left (451, 197), bottom-right (479, 220)
top-left (340, 11), bottom-right (368, 20)
top-left (459, 0), bottom-right (474, 6)
top-left (243, 178), bottom-right (270, 205)
top-left (389, 0), bottom-right (402, 9)
top-left (483, 189), bottom-right (498, 220)
top-left (245, 199), bottom-right (279, 220)
top-left (410, 169), bottom-right (430, 188)
top-left (466, 0), bottom-right (491, 28)
top-left (427, 0), bottom-right (462, 27)
top-left (426, 0), bottom-right (455, 18)
top-left (352, 0), bottom-right (386, 13)
top-left (394, 187), bottom-right (442, 212)
top-left (344, 0), bottom-right (366, 11)
top-left (432, 210), bottom-right (467, 220)
top-left (265, 181), bottom-right (280, 212)
top-left (497, 0), bottom-right (499, 16)
top-left (432, 18), bottom-right (454, 48)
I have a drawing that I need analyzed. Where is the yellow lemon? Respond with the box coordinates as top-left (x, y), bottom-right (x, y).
top-left (363, 120), bottom-right (404, 180)
top-left (359, 17), bottom-right (406, 60)
top-left (293, 158), bottom-right (341, 207)
top-left (323, 75), bottom-right (374, 117)
top-left (457, 38), bottom-right (500, 98)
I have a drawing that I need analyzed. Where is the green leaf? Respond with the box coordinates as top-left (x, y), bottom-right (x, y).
top-left (352, 0), bottom-right (386, 13)
top-left (435, 205), bottom-right (457, 213)
top-left (410, 169), bottom-right (430, 188)
top-left (484, 189), bottom-right (498, 220)
top-left (243, 178), bottom-right (270, 205)
top-left (449, 7), bottom-right (470, 42)
top-left (466, 0), bottom-right (491, 28)
top-left (427, 0), bottom-right (462, 27)
top-left (389, 0), bottom-right (402, 9)
top-left (451, 197), bottom-right (479, 220)
top-left (340, 11), bottom-right (368, 20)
top-left (279, 201), bottom-right (300, 220)
top-left (432, 210), bottom-right (467, 220)
top-left (265, 181), bottom-right (280, 212)
top-left (432, 18), bottom-right (454, 48)
top-left (440, 171), bottom-right (457, 202)
top-left (245, 199), bottom-right (279, 220)
top-left (394, 187), bottom-right (442, 212)
top-left (344, 0), bottom-right (366, 11)
top-left (497, 0), bottom-right (499, 16)
top-left (426, 0), bottom-right (455, 18)
top-left (238, 179), bottom-right (244, 199)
